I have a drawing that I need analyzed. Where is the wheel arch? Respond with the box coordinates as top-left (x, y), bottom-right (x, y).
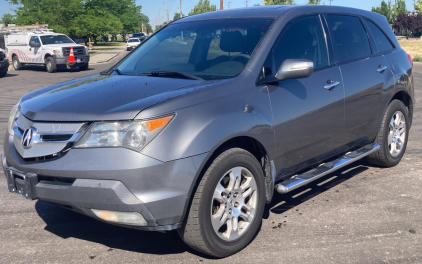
top-left (180, 135), bottom-right (275, 225)
top-left (390, 90), bottom-right (413, 127)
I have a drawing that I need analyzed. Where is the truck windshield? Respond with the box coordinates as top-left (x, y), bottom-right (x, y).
top-left (40, 35), bottom-right (74, 45)
top-left (117, 18), bottom-right (274, 80)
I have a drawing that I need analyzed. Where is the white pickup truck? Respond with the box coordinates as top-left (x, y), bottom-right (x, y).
top-left (6, 31), bottom-right (89, 73)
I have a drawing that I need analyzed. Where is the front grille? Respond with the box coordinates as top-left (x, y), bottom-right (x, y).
top-left (0, 52), bottom-right (4, 61)
top-left (62, 47), bottom-right (85, 56)
top-left (13, 115), bottom-right (86, 160)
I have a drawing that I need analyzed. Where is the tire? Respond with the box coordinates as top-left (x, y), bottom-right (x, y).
top-left (45, 56), bottom-right (57, 73)
top-left (79, 63), bottom-right (89, 71)
top-left (367, 99), bottom-right (409, 167)
top-left (178, 148), bottom-right (265, 257)
top-left (12, 56), bottom-right (22, 70)
top-left (0, 71), bottom-right (7, 78)
top-left (127, 47), bottom-right (130, 51)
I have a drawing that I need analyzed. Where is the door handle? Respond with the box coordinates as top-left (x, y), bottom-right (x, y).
top-left (377, 65), bottom-right (387, 73)
top-left (324, 80), bottom-right (340, 90)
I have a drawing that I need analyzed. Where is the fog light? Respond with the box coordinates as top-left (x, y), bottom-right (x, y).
top-left (91, 209), bottom-right (147, 226)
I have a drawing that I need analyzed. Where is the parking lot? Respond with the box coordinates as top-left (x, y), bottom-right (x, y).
top-left (0, 60), bottom-right (421, 264)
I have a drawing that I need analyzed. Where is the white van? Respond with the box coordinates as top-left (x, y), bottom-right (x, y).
top-left (6, 31), bottom-right (89, 73)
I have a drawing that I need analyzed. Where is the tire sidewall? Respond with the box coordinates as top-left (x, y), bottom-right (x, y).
top-left (13, 56), bottom-right (20, 70)
top-left (380, 100), bottom-right (409, 166)
top-left (199, 150), bottom-right (265, 257)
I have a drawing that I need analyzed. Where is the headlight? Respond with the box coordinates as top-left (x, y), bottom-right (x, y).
top-left (75, 116), bottom-right (173, 152)
top-left (54, 49), bottom-right (63, 57)
top-left (84, 46), bottom-right (88, 55)
top-left (7, 103), bottom-right (20, 136)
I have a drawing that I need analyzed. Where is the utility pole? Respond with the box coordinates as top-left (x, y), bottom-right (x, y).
top-left (246, 0), bottom-right (248, 7)
top-left (220, 0), bottom-right (223, 10)
top-left (161, 5), bottom-right (164, 24)
top-left (180, 0), bottom-right (182, 17)
top-left (328, 0), bottom-right (333, 5)
top-left (166, 0), bottom-right (169, 23)
top-left (228, 1), bottom-right (231, 9)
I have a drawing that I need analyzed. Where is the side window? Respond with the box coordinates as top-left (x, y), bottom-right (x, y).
top-left (31, 36), bottom-right (40, 45)
top-left (364, 19), bottom-right (394, 53)
top-left (326, 15), bottom-right (371, 64)
top-left (262, 15), bottom-right (328, 77)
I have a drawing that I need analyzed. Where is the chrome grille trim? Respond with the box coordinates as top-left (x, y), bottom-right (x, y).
top-left (13, 114), bottom-right (86, 159)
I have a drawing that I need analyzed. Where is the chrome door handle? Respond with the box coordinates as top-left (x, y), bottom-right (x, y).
top-left (377, 66), bottom-right (387, 73)
top-left (324, 80), bottom-right (340, 90)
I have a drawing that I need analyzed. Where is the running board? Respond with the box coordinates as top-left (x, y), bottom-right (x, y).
top-left (275, 143), bottom-right (380, 194)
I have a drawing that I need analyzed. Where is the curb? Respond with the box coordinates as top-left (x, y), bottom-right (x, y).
top-left (90, 53), bottom-right (119, 65)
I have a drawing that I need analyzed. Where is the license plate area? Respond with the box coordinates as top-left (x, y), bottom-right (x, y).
top-left (76, 58), bottom-right (82, 63)
top-left (6, 169), bottom-right (38, 200)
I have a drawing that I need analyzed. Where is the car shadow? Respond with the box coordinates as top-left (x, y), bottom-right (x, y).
top-left (263, 162), bottom-right (370, 218)
top-left (35, 161), bottom-right (370, 257)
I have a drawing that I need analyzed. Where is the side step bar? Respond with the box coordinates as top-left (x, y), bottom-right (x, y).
top-left (275, 143), bottom-right (380, 194)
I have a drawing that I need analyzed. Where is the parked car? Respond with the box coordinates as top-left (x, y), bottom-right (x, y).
top-left (126, 38), bottom-right (141, 51)
top-left (0, 48), bottom-right (8, 77)
top-left (5, 31), bottom-right (89, 73)
top-left (131, 32), bottom-right (146, 42)
top-left (2, 5), bottom-right (414, 258)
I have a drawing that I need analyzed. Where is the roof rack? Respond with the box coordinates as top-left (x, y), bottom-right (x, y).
top-left (1, 24), bottom-right (54, 34)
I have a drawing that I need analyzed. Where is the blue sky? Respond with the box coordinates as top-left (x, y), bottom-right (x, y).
top-left (0, 0), bottom-right (418, 28)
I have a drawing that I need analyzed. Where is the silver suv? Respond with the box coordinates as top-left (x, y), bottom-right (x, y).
top-left (2, 5), bottom-right (414, 257)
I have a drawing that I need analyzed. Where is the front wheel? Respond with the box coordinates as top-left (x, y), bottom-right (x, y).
top-left (367, 99), bottom-right (409, 167)
top-left (45, 57), bottom-right (57, 73)
top-left (179, 148), bottom-right (265, 257)
top-left (79, 63), bottom-right (89, 71)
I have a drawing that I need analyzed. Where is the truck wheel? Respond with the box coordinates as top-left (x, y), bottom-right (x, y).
top-left (367, 99), bottom-right (409, 167)
top-left (0, 71), bottom-right (7, 78)
top-left (45, 57), bottom-right (57, 73)
top-left (12, 56), bottom-right (22, 70)
top-left (178, 148), bottom-right (265, 257)
top-left (79, 63), bottom-right (89, 71)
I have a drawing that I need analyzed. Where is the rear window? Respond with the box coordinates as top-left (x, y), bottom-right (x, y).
top-left (364, 19), bottom-right (394, 53)
top-left (326, 15), bottom-right (371, 64)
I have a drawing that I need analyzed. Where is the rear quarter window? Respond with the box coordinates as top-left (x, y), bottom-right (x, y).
top-left (364, 19), bottom-right (394, 53)
top-left (326, 14), bottom-right (372, 64)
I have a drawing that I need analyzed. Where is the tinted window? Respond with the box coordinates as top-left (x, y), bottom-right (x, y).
top-left (118, 19), bottom-right (274, 80)
top-left (40, 35), bottom-right (74, 45)
top-left (30, 36), bottom-right (40, 44)
top-left (326, 15), bottom-right (371, 63)
top-left (365, 19), bottom-right (394, 53)
top-left (262, 15), bottom-right (328, 77)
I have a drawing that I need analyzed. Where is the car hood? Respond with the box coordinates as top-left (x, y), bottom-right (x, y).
top-left (19, 74), bottom-right (216, 122)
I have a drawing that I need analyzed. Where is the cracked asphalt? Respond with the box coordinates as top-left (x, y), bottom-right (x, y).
top-left (0, 60), bottom-right (421, 264)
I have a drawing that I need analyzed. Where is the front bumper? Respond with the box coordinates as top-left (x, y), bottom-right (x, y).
top-left (55, 55), bottom-right (90, 67)
top-left (0, 59), bottom-right (9, 72)
top-left (3, 133), bottom-right (207, 231)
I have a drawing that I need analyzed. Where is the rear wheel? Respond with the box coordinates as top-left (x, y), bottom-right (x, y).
top-left (178, 148), bottom-right (265, 257)
top-left (45, 57), bottom-right (57, 73)
top-left (367, 99), bottom-right (409, 167)
top-left (12, 56), bottom-right (22, 70)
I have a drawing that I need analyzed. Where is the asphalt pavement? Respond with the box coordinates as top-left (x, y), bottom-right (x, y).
top-left (0, 59), bottom-right (421, 264)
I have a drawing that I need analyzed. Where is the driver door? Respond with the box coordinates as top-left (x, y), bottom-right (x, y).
top-left (28, 36), bottom-right (42, 63)
top-left (261, 15), bottom-right (345, 178)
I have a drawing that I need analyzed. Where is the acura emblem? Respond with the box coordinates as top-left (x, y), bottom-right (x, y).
top-left (22, 127), bottom-right (36, 148)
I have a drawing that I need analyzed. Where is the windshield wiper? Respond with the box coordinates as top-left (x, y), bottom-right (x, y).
top-left (143, 71), bottom-right (203, 80)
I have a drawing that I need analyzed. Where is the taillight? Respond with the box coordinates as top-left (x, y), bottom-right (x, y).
top-left (407, 53), bottom-right (413, 67)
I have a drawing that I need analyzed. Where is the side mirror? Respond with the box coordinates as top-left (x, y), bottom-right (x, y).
top-left (30, 41), bottom-right (40, 47)
top-left (260, 59), bottom-right (314, 85)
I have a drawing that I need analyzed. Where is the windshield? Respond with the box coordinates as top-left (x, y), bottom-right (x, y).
top-left (117, 18), bottom-right (274, 80)
top-left (128, 39), bottom-right (140, 43)
top-left (40, 35), bottom-right (74, 45)
top-left (132, 33), bottom-right (145, 37)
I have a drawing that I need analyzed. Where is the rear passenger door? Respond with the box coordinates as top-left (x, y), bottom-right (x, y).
top-left (325, 14), bottom-right (394, 146)
top-left (263, 15), bottom-right (345, 178)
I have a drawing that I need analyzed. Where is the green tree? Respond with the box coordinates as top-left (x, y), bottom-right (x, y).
top-left (188, 0), bottom-right (216, 16)
top-left (371, 0), bottom-right (392, 24)
top-left (263, 0), bottom-right (294, 5)
top-left (415, 0), bottom-right (422, 11)
top-left (307, 0), bottom-right (321, 4)
top-left (0, 13), bottom-right (16, 26)
top-left (393, 0), bottom-right (407, 16)
top-left (173, 12), bottom-right (184, 20)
